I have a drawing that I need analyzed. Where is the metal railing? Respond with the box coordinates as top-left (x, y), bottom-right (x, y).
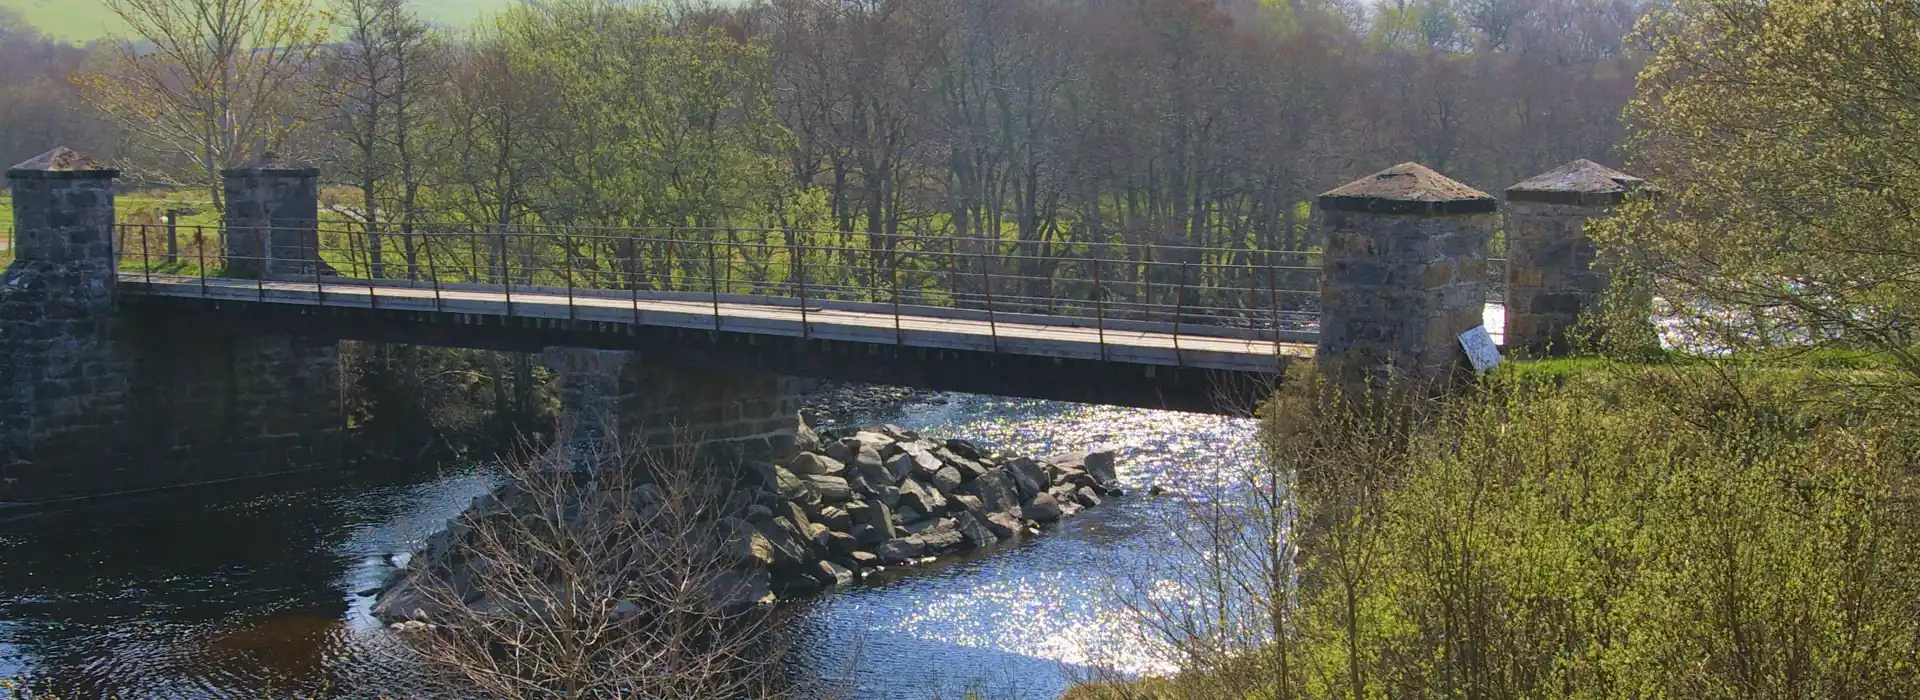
top-left (110, 222), bottom-right (1511, 357)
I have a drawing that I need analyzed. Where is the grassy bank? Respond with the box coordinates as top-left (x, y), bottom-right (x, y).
top-left (1073, 359), bottom-right (1920, 699)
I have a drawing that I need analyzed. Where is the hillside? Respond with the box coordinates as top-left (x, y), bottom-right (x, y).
top-left (0, 0), bottom-right (524, 42)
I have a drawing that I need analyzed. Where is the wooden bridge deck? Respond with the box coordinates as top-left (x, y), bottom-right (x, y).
top-left (121, 274), bottom-right (1317, 373)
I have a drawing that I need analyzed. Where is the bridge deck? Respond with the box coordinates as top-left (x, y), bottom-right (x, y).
top-left (122, 274), bottom-right (1314, 373)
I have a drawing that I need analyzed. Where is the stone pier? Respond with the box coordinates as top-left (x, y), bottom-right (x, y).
top-left (1316, 162), bottom-right (1496, 389)
top-left (0, 148), bottom-right (342, 503)
top-left (1503, 159), bottom-right (1646, 354)
top-left (223, 154), bottom-right (334, 279)
top-left (546, 348), bottom-right (802, 460)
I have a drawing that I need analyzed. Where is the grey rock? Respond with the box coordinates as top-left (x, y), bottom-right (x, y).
top-left (985, 512), bottom-right (1023, 539)
top-left (903, 444), bottom-right (946, 480)
top-left (1074, 485), bottom-right (1103, 508)
top-left (822, 529), bottom-right (860, 557)
top-left (897, 504), bottom-right (929, 524)
top-left (952, 494), bottom-right (985, 517)
top-left (850, 431), bottom-right (896, 452)
top-left (915, 519), bottom-right (966, 553)
top-left (1007, 457), bottom-right (1049, 501)
top-left (946, 438), bottom-right (986, 461)
top-left (825, 440), bottom-right (855, 465)
top-left (877, 537), bottom-right (927, 562)
top-left (774, 466), bottom-right (814, 503)
top-left (795, 419), bottom-right (821, 453)
top-left (929, 464), bottom-right (965, 494)
top-left (817, 560), bottom-right (854, 587)
top-left (953, 512), bottom-right (997, 549)
top-left (712, 517), bottom-right (774, 568)
top-left (898, 477), bottom-right (948, 514)
top-left (1023, 492), bottom-right (1064, 522)
top-left (850, 550), bottom-right (880, 568)
top-left (755, 517), bottom-right (809, 567)
top-left (1084, 451), bottom-right (1118, 486)
top-left (851, 523), bottom-right (886, 547)
top-left (788, 452), bottom-right (845, 476)
top-left (901, 517), bottom-right (953, 536)
top-left (707, 568), bottom-right (772, 610)
top-left (745, 504), bottom-right (774, 521)
top-left (884, 453), bottom-right (918, 483)
top-left (812, 504), bottom-right (852, 531)
top-left (804, 474), bottom-right (854, 503)
top-left (966, 468), bottom-right (1023, 516)
top-left (783, 502), bottom-right (813, 533)
top-left (876, 484), bottom-right (901, 508)
top-left (878, 424), bottom-right (919, 442)
top-left (845, 499), bottom-right (874, 524)
top-left (852, 445), bottom-right (891, 486)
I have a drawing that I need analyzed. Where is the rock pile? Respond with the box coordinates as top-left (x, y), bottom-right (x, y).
top-left (370, 421), bottom-right (1122, 623)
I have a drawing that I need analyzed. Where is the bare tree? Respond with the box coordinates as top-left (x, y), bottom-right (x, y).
top-left (81, 0), bottom-right (327, 209)
top-left (391, 433), bottom-right (798, 699)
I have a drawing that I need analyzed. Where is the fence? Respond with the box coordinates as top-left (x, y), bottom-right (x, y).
top-left (113, 223), bottom-right (1509, 339)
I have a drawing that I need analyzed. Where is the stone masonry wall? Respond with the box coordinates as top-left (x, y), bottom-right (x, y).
top-left (1317, 209), bottom-right (1493, 387)
top-left (1504, 201), bottom-right (1607, 353)
top-left (223, 160), bottom-right (330, 279)
top-left (546, 348), bottom-right (801, 454)
top-left (0, 149), bottom-right (344, 504)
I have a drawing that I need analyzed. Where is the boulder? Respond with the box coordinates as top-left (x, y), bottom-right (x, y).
top-left (984, 512), bottom-right (1023, 539)
top-left (901, 517), bottom-right (953, 536)
top-left (915, 520), bottom-right (966, 553)
top-left (884, 453), bottom-right (918, 483)
top-left (945, 438), bottom-right (986, 461)
top-left (712, 517), bottom-right (774, 568)
top-left (795, 419), bottom-right (822, 454)
top-left (774, 466), bottom-right (815, 504)
top-left (812, 504), bottom-right (853, 531)
top-left (844, 471), bottom-right (878, 499)
top-left (1055, 468), bottom-right (1100, 491)
top-left (783, 502), bottom-right (813, 533)
top-left (898, 477), bottom-right (948, 515)
top-left (966, 468), bottom-right (1023, 517)
top-left (1023, 492), bottom-right (1064, 522)
top-left (850, 523), bottom-right (886, 547)
top-left (755, 517), bottom-right (809, 567)
top-left (803, 474), bottom-right (854, 504)
top-left (822, 529), bottom-right (860, 557)
top-left (745, 504), bottom-right (773, 521)
top-left (953, 512), bottom-right (997, 549)
top-left (370, 580), bottom-right (439, 622)
top-left (817, 560), bottom-right (855, 587)
top-left (849, 431), bottom-right (896, 452)
top-left (849, 550), bottom-right (880, 568)
top-left (878, 424), bottom-right (919, 442)
top-left (897, 504), bottom-right (929, 524)
top-left (875, 484), bottom-right (901, 508)
top-left (877, 537), bottom-right (927, 563)
top-left (788, 452), bottom-right (845, 476)
top-left (1084, 451), bottom-right (1118, 487)
top-left (845, 499), bottom-right (874, 524)
top-left (825, 440), bottom-right (855, 465)
top-left (852, 446), bottom-right (892, 486)
top-left (902, 444), bottom-right (946, 480)
top-left (1006, 457), bottom-right (1049, 501)
top-left (1074, 485), bottom-right (1103, 508)
top-left (806, 521), bottom-right (834, 552)
top-left (951, 494), bottom-right (985, 518)
top-left (929, 465), bottom-right (965, 494)
top-left (707, 568), bottom-right (773, 610)
top-left (743, 461), bottom-right (781, 490)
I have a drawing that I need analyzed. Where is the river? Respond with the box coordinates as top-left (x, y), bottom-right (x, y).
top-left (0, 393), bottom-right (1261, 699)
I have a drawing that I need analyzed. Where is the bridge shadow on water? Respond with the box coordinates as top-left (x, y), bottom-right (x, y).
top-left (0, 462), bottom-right (496, 698)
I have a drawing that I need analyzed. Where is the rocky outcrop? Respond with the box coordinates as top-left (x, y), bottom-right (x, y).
top-left (370, 418), bottom-right (1123, 623)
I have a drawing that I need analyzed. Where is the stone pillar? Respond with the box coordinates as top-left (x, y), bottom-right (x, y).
top-left (1316, 162), bottom-right (1496, 389)
top-left (1503, 159), bottom-right (1645, 355)
top-left (0, 148), bottom-right (131, 480)
top-left (223, 154), bottom-right (331, 279)
top-left (1, 147), bottom-right (343, 503)
top-left (546, 349), bottom-right (801, 462)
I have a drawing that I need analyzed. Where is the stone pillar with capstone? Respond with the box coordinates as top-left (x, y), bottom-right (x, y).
top-left (1503, 159), bottom-right (1646, 355)
top-left (1315, 162), bottom-right (1496, 390)
top-left (222, 154), bottom-right (334, 279)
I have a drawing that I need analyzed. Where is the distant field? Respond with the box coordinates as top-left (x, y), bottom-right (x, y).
top-left (1, 0), bottom-right (525, 42)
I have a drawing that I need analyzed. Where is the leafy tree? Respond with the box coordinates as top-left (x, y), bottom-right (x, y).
top-left (1599, 0), bottom-right (1920, 378)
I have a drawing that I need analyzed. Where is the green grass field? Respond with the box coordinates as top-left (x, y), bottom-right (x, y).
top-left (2, 0), bottom-right (524, 42)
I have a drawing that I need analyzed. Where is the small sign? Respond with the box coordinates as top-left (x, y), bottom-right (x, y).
top-left (1459, 325), bottom-right (1502, 373)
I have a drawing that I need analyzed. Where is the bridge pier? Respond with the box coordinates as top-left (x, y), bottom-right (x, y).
top-left (0, 148), bottom-right (343, 503)
top-left (222, 154), bottom-right (333, 280)
top-left (545, 348), bottom-right (801, 460)
top-left (1503, 159), bottom-right (1646, 355)
top-left (1315, 162), bottom-right (1496, 390)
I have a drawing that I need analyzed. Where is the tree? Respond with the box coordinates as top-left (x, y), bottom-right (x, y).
top-left (80, 0), bottom-right (327, 209)
top-left (321, 0), bottom-right (445, 279)
top-left (1598, 0), bottom-right (1920, 378)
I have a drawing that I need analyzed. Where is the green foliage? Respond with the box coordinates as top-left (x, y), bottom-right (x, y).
top-left (1598, 0), bottom-right (1920, 379)
top-left (1081, 363), bottom-right (1920, 699)
top-left (0, 0), bottom-right (516, 41)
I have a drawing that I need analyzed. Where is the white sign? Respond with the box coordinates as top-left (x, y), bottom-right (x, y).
top-left (1458, 325), bottom-right (1502, 373)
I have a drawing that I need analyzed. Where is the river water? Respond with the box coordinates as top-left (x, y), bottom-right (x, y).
top-left (0, 394), bottom-right (1260, 699)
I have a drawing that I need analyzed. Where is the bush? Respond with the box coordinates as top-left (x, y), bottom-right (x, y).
top-left (1077, 362), bottom-right (1920, 699)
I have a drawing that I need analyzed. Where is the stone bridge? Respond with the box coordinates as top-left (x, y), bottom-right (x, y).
top-left (0, 148), bottom-right (1641, 503)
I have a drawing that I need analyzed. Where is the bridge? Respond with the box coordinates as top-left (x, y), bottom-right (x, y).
top-left (0, 148), bottom-right (1637, 502)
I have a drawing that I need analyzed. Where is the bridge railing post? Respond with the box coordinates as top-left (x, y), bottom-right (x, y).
top-left (795, 229), bottom-right (809, 339)
top-left (1094, 257), bottom-right (1106, 362)
top-left (139, 224), bottom-right (151, 285)
top-left (1174, 261), bottom-right (1186, 366)
top-left (980, 249), bottom-right (998, 353)
top-left (563, 227), bottom-right (576, 321)
top-left (708, 236), bottom-right (721, 332)
top-left (500, 227), bottom-right (513, 317)
top-left (425, 230), bottom-right (441, 313)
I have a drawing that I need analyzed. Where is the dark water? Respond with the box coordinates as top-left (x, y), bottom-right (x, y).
top-left (0, 395), bottom-right (1259, 699)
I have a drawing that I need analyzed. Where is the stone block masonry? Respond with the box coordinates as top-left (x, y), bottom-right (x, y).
top-left (222, 153), bottom-right (335, 280)
top-left (546, 348), bottom-right (802, 456)
top-left (1316, 162), bottom-right (1495, 389)
top-left (0, 148), bottom-right (343, 503)
top-left (1504, 159), bottom-right (1647, 355)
